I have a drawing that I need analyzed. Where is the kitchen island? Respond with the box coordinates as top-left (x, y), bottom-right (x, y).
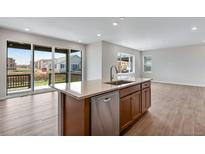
top-left (51, 78), bottom-right (152, 136)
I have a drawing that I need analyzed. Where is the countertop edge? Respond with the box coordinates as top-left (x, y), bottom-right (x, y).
top-left (51, 79), bottom-right (152, 100)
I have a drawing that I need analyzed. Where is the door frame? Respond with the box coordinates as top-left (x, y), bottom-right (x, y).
top-left (6, 40), bottom-right (83, 96)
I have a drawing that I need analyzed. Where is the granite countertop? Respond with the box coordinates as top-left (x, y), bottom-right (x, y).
top-left (51, 78), bottom-right (152, 100)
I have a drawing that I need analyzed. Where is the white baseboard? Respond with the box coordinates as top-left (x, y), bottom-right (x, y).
top-left (152, 80), bottom-right (205, 87)
top-left (0, 97), bottom-right (7, 101)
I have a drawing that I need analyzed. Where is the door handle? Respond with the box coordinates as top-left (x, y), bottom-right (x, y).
top-left (104, 98), bottom-right (111, 103)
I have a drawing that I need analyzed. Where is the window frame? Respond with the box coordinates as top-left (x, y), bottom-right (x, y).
top-left (143, 55), bottom-right (152, 73)
top-left (6, 41), bottom-right (32, 94)
top-left (117, 52), bottom-right (135, 74)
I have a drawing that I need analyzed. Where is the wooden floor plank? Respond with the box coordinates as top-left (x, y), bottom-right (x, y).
top-left (125, 83), bottom-right (205, 136)
top-left (1, 83), bottom-right (205, 136)
top-left (0, 92), bottom-right (58, 136)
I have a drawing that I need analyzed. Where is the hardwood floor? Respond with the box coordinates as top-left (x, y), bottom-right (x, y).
top-left (1, 83), bottom-right (205, 136)
top-left (0, 92), bottom-right (58, 136)
top-left (125, 83), bottom-right (205, 136)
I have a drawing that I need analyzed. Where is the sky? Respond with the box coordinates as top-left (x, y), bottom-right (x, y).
top-left (8, 48), bottom-right (81, 65)
top-left (8, 48), bottom-right (32, 65)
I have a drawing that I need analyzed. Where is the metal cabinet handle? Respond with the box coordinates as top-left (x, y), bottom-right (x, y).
top-left (104, 98), bottom-right (111, 103)
top-left (143, 83), bottom-right (149, 87)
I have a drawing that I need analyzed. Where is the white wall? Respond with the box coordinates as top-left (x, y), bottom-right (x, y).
top-left (0, 28), bottom-right (86, 99)
top-left (86, 41), bottom-right (141, 82)
top-left (142, 44), bottom-right (205, 86)
top-left (86, 41), bottom-right (102, 80)
top-left (101, 41), bottom-right (141, 81)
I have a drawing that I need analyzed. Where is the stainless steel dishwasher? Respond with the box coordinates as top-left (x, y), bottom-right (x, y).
top-left (91, 91), bottom-right (119, 136)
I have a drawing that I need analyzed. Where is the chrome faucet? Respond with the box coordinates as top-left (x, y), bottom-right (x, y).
top-left (110, 65), bottom-right (118, 81)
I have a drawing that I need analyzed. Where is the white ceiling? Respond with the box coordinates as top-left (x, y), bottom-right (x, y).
top-left (0, 17), bottom-right (205, 50)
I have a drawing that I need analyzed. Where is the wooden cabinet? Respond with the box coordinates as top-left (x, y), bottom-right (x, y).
top-left (120, 95), bottom-right (132, 131)
top-left (120, 85), bottom-right (142, 131)
top-left (59, 93), bottom-right (90, 136)
top-left (142, 87), bottom-right (151, 113)
top-left (131, 91), bottom-right (141, 121)
top-left (120, 91), bottom-right (141, 131)
top-left (59, 80), bottom-right (151, 136)
top-left (120, 84), bottom-right (141, 98)
top-left (120, 81), bottom-right (151, 132)
top-left (142, 81), bottom-right (151, 89)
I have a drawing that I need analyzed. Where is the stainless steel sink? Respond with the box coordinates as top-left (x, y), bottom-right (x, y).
top-left (104, 80), bottom-right (133, 85)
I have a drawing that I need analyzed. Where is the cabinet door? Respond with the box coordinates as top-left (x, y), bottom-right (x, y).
top-left (142, 87), bottom-right (151, 113)
top-left (146, 88), bottom-right (151, 109)
top-left (131, 91), bottom-right (141, 120)
top-left (120, 95), bottom-right (132, 131)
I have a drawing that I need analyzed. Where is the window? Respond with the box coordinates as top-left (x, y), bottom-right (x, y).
top-left (60, 64), bottom-right (65, 69)
top-left (143, 56), bottom-right (152, 73)
top-left (71, 64), bottom-right (78, 71)
top-left (117, 53), bottom-right (135, 73)
top-left (7, 41), bottom-right (32, 93)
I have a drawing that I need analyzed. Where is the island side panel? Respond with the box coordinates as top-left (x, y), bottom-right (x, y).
top-left (58, 92), bottom-right (65, 136)
top-left (59, 92), bottom-right (91, 136)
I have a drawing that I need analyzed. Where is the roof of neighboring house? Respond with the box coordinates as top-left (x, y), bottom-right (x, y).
top-left (55, 57), bottom-right (65, 64)
top-left (70, 55), bottom-right (81, 64)
top-left (55, 55), bottom-right (81, 65)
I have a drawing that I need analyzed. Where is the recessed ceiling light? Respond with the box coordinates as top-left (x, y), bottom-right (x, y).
top-left (191, 26), bottom-right (198, 31)
top-left (24, 28), bottom-right (30, 31)
top-left (97, 34), bottom-right (101, 37)
top-left (119, 17), bottom-right (125, 20)
top-left (113, 22), bottom-right (118, 26)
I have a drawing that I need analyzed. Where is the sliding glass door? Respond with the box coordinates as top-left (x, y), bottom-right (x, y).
top-left (7, 41), bottom-right (32, 94)
top-left (7, 41), bottom-right (83, 95)
top-left (33, 45), bottom-right (52, 90)
top-left (54, 48), bottom-right (69, 83)
top-left (70, 50), bottom-right (82, 82)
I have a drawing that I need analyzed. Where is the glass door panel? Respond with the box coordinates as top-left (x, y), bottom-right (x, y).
top-left (7, 41), bottom-right (32, 94)
top-left (34, 45), bottom-right (52, 90)
top-left (70, 50), bottom-right (82, 82)
top-left (54, 48), bottom-right (68, 83)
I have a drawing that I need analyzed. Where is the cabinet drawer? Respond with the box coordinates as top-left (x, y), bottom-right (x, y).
top-left (141, 81), bottom-right (150, 89)
top-left (120, 84), bottom-right (141, 98)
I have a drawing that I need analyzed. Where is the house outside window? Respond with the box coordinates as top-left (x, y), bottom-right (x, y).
top-left (71, 64), bottom-right (78, 71)
top-left (60, 64), bottom-right (65, 69)
top-left (143, 56), bottom-right (152, 73)
top-left (117, 53), bottom-right (135, 74)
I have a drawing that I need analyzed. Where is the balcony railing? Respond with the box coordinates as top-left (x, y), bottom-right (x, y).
top-left (7, 72), bottom-right (82, 90)
top-left (48, 72), bottom-right (68, 85)
top-left (7, 74), bottom-right (31, 89)
top-left (49, 72), bottom-right (82, 85)
top-left (71, 72), bottom-right (82, 82)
